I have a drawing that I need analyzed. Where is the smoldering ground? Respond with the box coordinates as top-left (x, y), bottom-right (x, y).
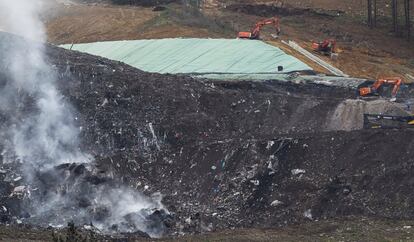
top-left (0, 0), bottom-right (167, 237)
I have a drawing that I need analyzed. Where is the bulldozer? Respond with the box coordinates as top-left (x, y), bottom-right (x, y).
top-left (363, 114), bottom-right (414, 129)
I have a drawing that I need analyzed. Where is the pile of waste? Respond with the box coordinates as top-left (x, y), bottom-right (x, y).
top-left (0, 32), bottom-right (414, 238)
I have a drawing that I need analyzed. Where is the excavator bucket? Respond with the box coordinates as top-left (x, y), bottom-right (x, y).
top-left (238, 32), bottom-right (252, 39)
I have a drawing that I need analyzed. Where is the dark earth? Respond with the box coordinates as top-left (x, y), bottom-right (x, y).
top-left (0, 32), bottom-right (414, 241)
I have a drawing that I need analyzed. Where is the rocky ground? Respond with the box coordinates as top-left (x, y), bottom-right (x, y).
top-left (0, 31), bottom-right (414, 241)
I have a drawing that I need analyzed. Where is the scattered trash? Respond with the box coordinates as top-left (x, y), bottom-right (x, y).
top-left (270, 200), bottom-right (283, 207)
top-left (13, 177), bottom-right (22, 182)
top-left (185, 217), bottom-right (192, 224)
top-left (304, 209), bottom-right (313, 220)
top-left (266, 141), bottom-right (275, 149)
top-left (291, 169), bottom-right (306, 176)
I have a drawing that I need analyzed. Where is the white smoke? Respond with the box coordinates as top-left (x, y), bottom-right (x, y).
top-left (0, 0), bottom-right (88, 168)
top-left (0, 0), bottom-right (167, 237)
top-left (0, 0), bottom-right (45, 41)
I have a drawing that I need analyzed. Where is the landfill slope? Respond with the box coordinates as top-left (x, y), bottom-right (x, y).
top-left (0, 32), bottom-right (414, 238)
top-left (51, 44), bottom-right (414, 233)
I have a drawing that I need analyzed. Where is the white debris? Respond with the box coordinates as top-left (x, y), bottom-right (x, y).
top-left (267, 157), bottom-right (277, 175)
top-left (304, 209), bottom-right (313, 220)
top-left (10, 186), bottom-right (27, 197)
top-left (291, 169), bottom-right (306, 175)
top-left (13, 186), bottom-right (26, 193)
top-left (270, 200), bottom-right (283, 207)
top-left (101, 98), bottom-right (109, 107)
top-left (148, 123), bottom-right (161, 151)
top-left (48, 223), bottom-right (64, 229)
top-left (2, 206), bottom-right (7, 212)
top-left (185, 217), bottom-right (192, 224)
top-left (211, 165), bottom-right (217, 170)
top-left (404, 225), bottom-right (412, 229)
top-left (250, 179), bottom-right (260, 186)
top-left (266, 141), bottom-right (275, 150)
top-left (84, 225), bottom-right (93, 230)
top-left (13, 176), bottom-right (22, 182)
top-left (144, 185), bottom-right (149, 190)
top-left (16, 219), bottom-right (22, 224)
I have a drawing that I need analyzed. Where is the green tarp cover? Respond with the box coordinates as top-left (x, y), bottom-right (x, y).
top-left (61, 38), bottom-right (312, 76)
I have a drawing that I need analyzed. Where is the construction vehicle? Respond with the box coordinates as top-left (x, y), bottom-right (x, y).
top-left (238, 17), bottom-right (281, 40)
top-left (364, 114), bottom-right (414, 129)
top-left (359, 77), bottom-right (403, 102)
top-left (312, 39), bottom-right (337, 55)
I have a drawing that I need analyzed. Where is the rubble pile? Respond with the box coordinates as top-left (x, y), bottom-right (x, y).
top-left (0, 32), bottom-right (414, 237)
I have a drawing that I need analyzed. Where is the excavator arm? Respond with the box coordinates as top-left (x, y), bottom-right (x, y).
top-left (238, 17), bottom-right (281, 39)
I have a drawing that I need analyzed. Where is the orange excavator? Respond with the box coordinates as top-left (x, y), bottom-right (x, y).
top-left (238, 17), bottom-right (281, 40)
top-left (312, 39), bottom-right (337, 55)
top-left (359, 77), bottom-right (403, 102)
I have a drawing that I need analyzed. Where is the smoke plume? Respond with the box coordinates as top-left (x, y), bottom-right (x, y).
top-left (0, 0), bottom-right (87, 168)
top-left (0, 0), bottom-right (166, 237)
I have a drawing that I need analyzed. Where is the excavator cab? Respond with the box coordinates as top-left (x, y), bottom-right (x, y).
top-left (238, 32), bottom-right (253, 39)
top-left (312, 39), bottom-right (337, 55)
top-left (359, 86), bottom-right (378, 96)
